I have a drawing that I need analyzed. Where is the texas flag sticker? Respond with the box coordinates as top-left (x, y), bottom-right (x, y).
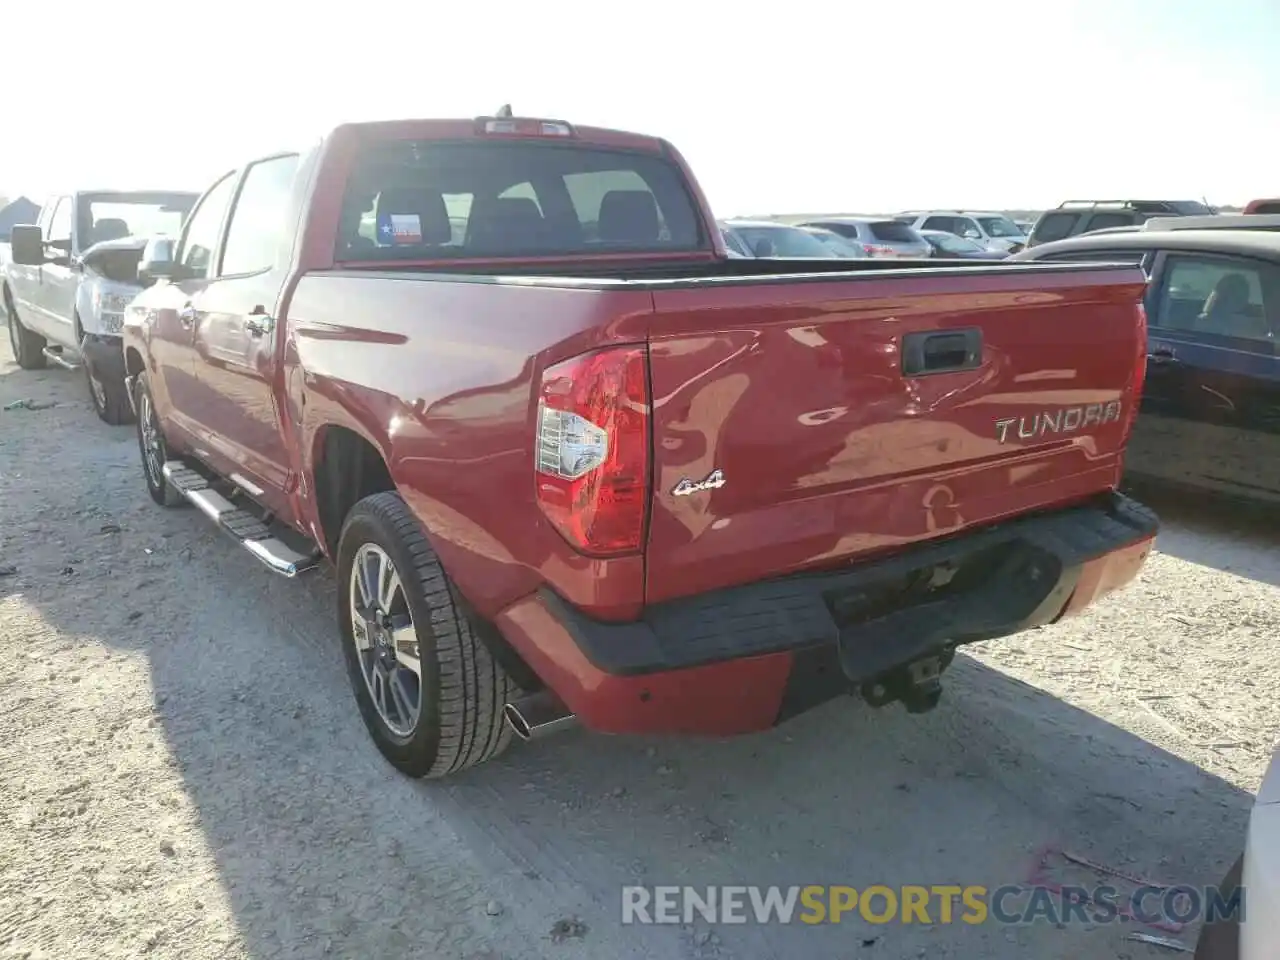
top-left (376, 213), bottom-right (423, 245)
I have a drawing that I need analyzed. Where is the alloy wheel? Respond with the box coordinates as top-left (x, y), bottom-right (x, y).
top-left (349, 543), bottom-right (423, 737)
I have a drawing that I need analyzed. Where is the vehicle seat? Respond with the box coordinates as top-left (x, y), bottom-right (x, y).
top-left (466, 196), bottom-right (558, 252)
top-left (597, 190), bottom-right (660, 244)
top-left (90, 218), bottom-right (131, 245)
top-left (1199, 272), bottom-right (1267, 338)
top-left (373, 188), bottom-right (452, 248)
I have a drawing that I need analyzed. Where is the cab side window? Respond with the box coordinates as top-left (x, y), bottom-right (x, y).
top-left (1156, 255), bottom-right (1279, 343)
top-left (179, 173), bottom-right (238, 277)
top-left (219, 154), bottom-right (300, 277)
top-left (46, 198), bottom-right (72, 248)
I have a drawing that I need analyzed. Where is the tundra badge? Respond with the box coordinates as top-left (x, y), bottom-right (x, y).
top-left (995, 400), bottom-right (1123, 444)
top-left (672, 469), bottom-right (726, 497)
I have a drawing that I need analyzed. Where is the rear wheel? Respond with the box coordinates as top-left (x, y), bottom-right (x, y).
top-left (134, 373), bottom-right (183, 507)
top-left (337, 491), bottom-right (515, 778)
top-left (4, 289), bottom-right (46, 370)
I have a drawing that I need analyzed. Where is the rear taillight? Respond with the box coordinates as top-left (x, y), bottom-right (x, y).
top-left (535, 346), bottom-right (650, 556)
top-left (1121, 301), bottom-right (1149, 448)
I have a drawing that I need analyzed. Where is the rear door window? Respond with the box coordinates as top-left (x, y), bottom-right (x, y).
top-left (218, 154), bottom-right (300, 276)
top-left (923, 215), bottom-right (958, 232)
top-left (1032, 213), bottom-right (1080, 243)
top-left (337, 140), bottom-right (705, 259)
top-left (1155, 255), bottom-right (1279, 343)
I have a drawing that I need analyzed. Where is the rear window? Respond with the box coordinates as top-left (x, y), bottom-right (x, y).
top-left (1167, 200), bottom-right (1215, 215)
top-left (1083, 212), bottom-right (1138, 232)
top-left (1031, 213), bottom-right (1080, 243)
top-left (336, 139), bottom-right (705, 260)
top-left (869, 220), bottom-right (919, 243)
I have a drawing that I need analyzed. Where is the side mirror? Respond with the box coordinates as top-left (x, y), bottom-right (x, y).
top-left (137, 237), bottom-right (181, 284)
top-left (9, 224), bottom-right (47, 265)
top-left (752, 237), bottom-right (775, 258)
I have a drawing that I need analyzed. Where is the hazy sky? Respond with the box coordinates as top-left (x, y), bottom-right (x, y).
top-left (3, 0), bottom-right (1277, 215)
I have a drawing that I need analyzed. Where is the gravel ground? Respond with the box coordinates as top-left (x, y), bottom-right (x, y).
top-left (0, 334), bottom-right (1274, 960)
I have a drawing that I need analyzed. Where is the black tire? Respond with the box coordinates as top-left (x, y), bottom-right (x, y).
top-left (133, 373), bottom-right (184, 507)
top-left (4, 287), bottom-right (47, 370)
top-left (337, 491), bottom-right (515, 778)
top-left (1193, 853), bottom-right (1242, 960)
top-left (85, 348), bottom-right (134, 425)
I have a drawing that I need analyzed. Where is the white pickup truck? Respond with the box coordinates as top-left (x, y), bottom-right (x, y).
top-left (3, 190), bottom-right (197, 423)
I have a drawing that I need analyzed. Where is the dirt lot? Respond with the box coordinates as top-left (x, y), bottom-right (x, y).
top-left (1, 334), bottom-right (1275, 960)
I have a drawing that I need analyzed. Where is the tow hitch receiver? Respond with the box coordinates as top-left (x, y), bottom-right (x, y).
top-left (860, 651), bottom-right (952, 714)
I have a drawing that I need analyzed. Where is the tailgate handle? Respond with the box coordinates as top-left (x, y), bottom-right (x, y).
top-left (902, 328), bottom-right (982, 376)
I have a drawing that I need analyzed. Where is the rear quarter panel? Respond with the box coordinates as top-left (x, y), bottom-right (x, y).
top-left (284, 272), bottom-right (657, 621)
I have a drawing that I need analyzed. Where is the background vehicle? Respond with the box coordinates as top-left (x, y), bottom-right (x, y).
top-left (3, 190), bottom-right (197, 422)
top-left (123, 112), bottom-right (1156, 783)
top-left (1014, 228), bottom-right (1280, 507)
top-left (900, 211), bottom-right (1027, 253)
top-left (795, 216), bottom-right (932, 258)
top-left (798, 225), bottom-right (869, 258)
top-left (719, 219), bottom-right (841, 258)
top-left (1192, 740), bottom-right (1273, 959)
top-left (1244, 198), bottom-right (1280, 214)
top-left (919, 229), bottom-right (1009, 260)
top-left (1026, 199), bottom-right (1215, 248)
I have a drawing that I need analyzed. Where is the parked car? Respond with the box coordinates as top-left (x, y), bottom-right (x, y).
top-left (122, 111), bottom-right (1155, 781)
top-left (719, 227), bottom-right (751, 257)
top-left (1083, 214), bottom-right (1280, 238)
top-left (919, 229), bottom-right (1009, 260)
top-left (795, 216), bottom-right (933, 258)
top-left (3, 190), bottom-right (198, 422)
top-left (1244, 198), bottom-right (1280, 214)
top-left (719, 219), bottom-right (841, 258)
top-left (900, 211), bottom-right (1027, 254)
top-left (1192, 741), bottom-right (1273, 959)
top-left (1013, 228), bottom-right (1280, 506)
top-left (1025, 199), bottom-right (1215, 248)
top-left (798, 226), bottom-right (869, 258)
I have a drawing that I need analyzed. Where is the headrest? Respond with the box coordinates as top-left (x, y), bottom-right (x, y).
top-left (92, 218), bottom-right (131, 244)
top-left (466, 196), bottom-right (551, 250)
top-left (374, 188), bottom-right (451, 246)
top-left (597, 190), bottom-right (660, 244)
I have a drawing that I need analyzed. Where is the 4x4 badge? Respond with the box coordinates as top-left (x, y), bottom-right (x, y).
top-left (672, 469), bottom-right (726, 497)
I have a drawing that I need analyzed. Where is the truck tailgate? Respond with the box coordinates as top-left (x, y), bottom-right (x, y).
top-left (644, 264), bottom-right (1147, 604)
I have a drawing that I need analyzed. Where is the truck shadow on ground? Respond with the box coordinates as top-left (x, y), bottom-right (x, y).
top-left (0, 356), bottom-right (1257, 960)
top-left (1124, 477), bottom-right (1280, 588)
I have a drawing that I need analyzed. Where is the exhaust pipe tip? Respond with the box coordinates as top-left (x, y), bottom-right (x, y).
top-left (503, 703), bottom-right (534, 741)
top-left (503, 693), bottom-right (576, 742)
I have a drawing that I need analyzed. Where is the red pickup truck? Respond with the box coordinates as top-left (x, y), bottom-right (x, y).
top-left (121, 113), bottom-right (1158, 779)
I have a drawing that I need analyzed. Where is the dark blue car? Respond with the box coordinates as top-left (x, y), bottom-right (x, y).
top-left (1013, 228), bottom-right (1280, 506)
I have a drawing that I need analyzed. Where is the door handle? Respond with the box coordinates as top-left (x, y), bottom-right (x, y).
top-left (178, 303), bottom-right (196, 329)
top-left (901, 327), bottom-right (983, 376)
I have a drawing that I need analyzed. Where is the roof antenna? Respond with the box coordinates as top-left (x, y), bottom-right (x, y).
top-left (495, 104), bottom-right (513, 118)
